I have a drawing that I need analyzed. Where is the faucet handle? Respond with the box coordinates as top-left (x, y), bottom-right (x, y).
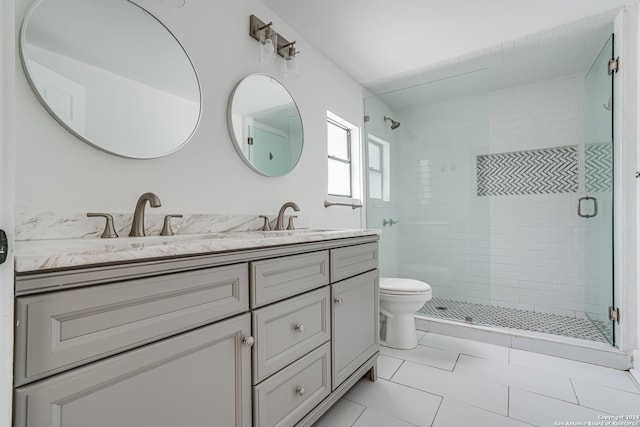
top-left (286, 215), bottom-right (297, 230)
top-left (160, 214), bottom-right (183, 236)
top-left (258, 215), bottom-right (271, 231)
top-left (87, 213), bottom-right (118, 238)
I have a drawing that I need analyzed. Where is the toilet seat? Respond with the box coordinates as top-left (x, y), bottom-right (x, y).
top-left (380, 277), bottom-right (432, 296)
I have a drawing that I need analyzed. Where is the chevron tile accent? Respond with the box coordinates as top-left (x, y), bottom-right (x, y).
top-left (585, 143), bottom-right (612, 192)
top-left (477, 146), bottom-right (578, 196)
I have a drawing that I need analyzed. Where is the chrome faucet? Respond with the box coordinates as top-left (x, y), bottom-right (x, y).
top-left (275, 201), bottom-right (300, 230)
top-left (129, 192), bottom-right (162, 237)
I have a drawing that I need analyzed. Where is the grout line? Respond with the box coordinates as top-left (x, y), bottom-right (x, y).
top-left (569, 377), bottom-right (580, 405)
top-left (429, 396), bottom-right (445, 427)
top-left (349, 404), bottom-right (367, 427)
top-left (389, 359), bottom-right (405, 380)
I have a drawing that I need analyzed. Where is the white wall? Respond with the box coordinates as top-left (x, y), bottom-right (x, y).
top-left (13, 0), bottom-right (365, 229)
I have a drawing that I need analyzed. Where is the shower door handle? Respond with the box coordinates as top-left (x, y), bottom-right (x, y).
top-left (577, 196), bottom-right (598, 218)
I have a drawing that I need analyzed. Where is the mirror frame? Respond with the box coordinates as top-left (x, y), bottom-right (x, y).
top-left (227, 73), bottom-right (303, 177)
top-left (19, 0), bottom-right (202, 159)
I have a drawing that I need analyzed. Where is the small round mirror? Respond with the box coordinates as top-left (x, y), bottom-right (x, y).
top-left (227, 74), bottom-right (303, 176)
top-left (20, 0), bottom-right (201, 159)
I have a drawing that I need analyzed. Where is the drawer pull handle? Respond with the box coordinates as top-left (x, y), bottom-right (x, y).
top-left (296, 386), bottom-right (305, 396)
top-left (242, 336), bottom-right (255, 348)
top-left (335, 297), bottom-right (343, 305)
top-left (294, 323), bottom-right (305, 333)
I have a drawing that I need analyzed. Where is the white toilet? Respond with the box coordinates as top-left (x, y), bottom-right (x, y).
top-left (379, 277), bottom-right (432, 349)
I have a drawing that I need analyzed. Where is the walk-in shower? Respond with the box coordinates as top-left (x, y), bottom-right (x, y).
top-left (365, 29), bottom-right (616, 345)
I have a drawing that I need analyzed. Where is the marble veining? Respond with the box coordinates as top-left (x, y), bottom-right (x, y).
top-left (16, 211), bottom-right (311, 241)
top-left (14, 228), bottom-right (379, 272)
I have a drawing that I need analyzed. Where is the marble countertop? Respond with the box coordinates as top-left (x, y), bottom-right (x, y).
top-left (14, 228), bottom-right (380, 273)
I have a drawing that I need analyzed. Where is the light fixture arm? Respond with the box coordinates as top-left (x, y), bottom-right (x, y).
top-left (249, 15), bottom-right (300, 59)
top-left (279, 41), bottom-right (298, 59)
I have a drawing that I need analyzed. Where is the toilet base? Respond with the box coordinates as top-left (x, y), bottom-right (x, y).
top-left (381, 314), bottom-right (419, 350)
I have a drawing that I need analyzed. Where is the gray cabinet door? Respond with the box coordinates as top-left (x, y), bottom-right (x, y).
top-left (14, 314), bottom-right (252, 427)
top-left (332, 269), bottom-right (379, 388)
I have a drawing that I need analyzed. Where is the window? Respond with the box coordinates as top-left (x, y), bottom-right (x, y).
top-left (327, 112), bottom-right (361, 201)
top-left (367, 135), bottom-right (390, 201)
top-left (327, 119), bottom-right (352, 196)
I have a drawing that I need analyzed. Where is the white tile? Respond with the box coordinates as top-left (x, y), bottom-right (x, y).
top-left (391, 360), bottom-right (508, 415)
top-left (377, 354), bottom-right (404, 380)
top-left (510, 387), bottom-right (610, 426)
top-left (432, 399), bottom-right (530, 427)
top-left (454, 354), bottom-right (577, 403)
top-left (312, 398), bottom-right (364, 427)
top-left (344, 378), bottom-right (441, 427)
top-left (419, 332), bottom-right (509, 362)
top-left (572, 378), bottom-right (640, 415)
top-left (352, 407), bottom-right (419, 427)
top-left (510, 348), bottom-right (640, 394)
top-left (384, 344), bottom-right (459, 371)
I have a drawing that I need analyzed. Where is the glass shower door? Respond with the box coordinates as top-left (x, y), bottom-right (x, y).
top-left (582, 35), bottom-right (614, 344)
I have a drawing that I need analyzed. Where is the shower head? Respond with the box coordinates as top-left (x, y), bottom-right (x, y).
top-left (384, 116), bottom-right (400, 130)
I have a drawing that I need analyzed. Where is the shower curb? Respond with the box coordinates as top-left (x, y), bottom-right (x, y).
top-left (415, 315), bottom-right (632, 371)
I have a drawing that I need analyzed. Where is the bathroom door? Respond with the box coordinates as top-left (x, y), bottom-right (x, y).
top-left (582, 35), bottom-right (614, 345)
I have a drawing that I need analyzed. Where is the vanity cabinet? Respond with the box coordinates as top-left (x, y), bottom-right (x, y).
top-left (13, 235), bottom-right (379, 427)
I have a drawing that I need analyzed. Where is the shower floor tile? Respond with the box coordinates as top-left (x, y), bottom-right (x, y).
top-left (417, 298), bottom-right (611, 344)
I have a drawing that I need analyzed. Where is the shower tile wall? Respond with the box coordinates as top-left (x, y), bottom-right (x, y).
top-left (393, 74), bottom-right (590, 318)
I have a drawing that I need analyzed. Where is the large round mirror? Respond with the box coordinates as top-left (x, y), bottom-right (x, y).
top-left (20, 0), bottom-right (201, 159)
top-left (227, 74), bottom-right (303, 176)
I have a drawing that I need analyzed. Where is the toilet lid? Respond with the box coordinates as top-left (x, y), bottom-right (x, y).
top-left (380, 277), bottom-right (432, 294)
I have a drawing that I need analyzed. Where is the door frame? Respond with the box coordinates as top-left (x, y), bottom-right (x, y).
top-left (0, 0), bottom-right (16, 424)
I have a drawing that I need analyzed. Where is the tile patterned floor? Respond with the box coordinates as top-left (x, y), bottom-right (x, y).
top-left (312, 331), bottom-right (640, 427)
top-left (418, 298), bottom-right (611, 344)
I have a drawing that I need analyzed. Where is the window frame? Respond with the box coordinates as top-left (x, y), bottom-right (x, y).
top-left (326, 111), bottom-right (362, 204)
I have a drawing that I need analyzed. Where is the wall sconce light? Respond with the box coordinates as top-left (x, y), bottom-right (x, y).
top-left (257, 21), bottom-right (277, 64)
top-left (249, 15), bottom-right (300, 79)
top-left (280, 41), bottom-right (299, 80)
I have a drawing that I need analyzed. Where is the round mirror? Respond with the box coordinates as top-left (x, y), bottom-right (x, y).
top-left (20, 0), bottom-right (201, 159)
top-left (227, 74), bottom-right (303, 176)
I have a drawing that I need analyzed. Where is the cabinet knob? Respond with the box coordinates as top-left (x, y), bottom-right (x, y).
top-left (294, 323), bottom-right (305, 333)
top-left (242, 336), bottom-right (255, 348)
top-left (334, 297), bottom-right (343, 305)
top-left (296, 386), bottom-right (305, 396)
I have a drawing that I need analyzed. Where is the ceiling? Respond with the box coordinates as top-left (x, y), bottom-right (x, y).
top-left (262, 0), bottom-right (636, 96)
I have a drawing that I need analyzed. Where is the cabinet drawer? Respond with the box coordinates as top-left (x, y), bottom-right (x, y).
top-left (253, 287), bottom-right (330, 383)
top-left (330, 242), bottom-right (378, 282)
top-left (251, 251), bottom-right (329, 307)
top-left (14, 314), bottom-right (252, 427)
top-left (14, 263), bottom-right (249, 386)
top-left (253, 342), bottom-right (331, 427)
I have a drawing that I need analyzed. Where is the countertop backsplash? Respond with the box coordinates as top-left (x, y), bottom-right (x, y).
top-left (15, 211), bottom-right (311, 241)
